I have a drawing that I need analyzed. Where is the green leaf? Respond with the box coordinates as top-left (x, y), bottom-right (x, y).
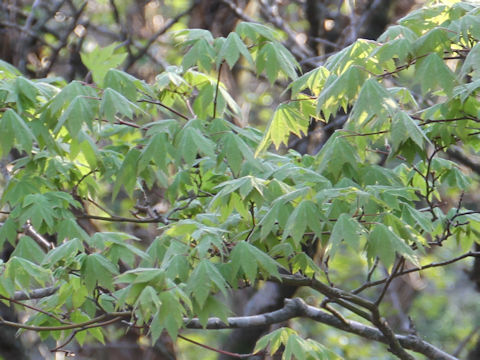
top-left (154, 290), bottom-right (188, 340)
top-left (10, 236), bottom-right (45, 263)
top-left (257, 103), bottom-right (309, 154)
top-left (255, 327), bottom-right (296, 355)
top-left (0, 59), bottom-right (21, 78)
top-left (135, 285), bottom-right (161, 320)
top-left (101, 88), bottom-right (139, 123)
top-left (42, 238), bottom-right (84, 267)
top-left (230, 241), bottom-right (281, 282)
top-left (182, 39), bottom-right (216, 71)
top-left (104, 69), bottom-right (139, 101)
top-left (176, 125), bottom-right (216, 165)
top-left (378, 25), bottom-right (418, 43)
top-left (402, 204), bottom-right (434, 233)
top-left (0, 109), bottom-right (36, 156)
top-left (5, 257), bottom-right (50, 288)
top-left (81, 254), bottom-right (118, 292)
top-left (317, 66), bottom-right (367, 120)
top-left (218, 32), bottom-right (253, 68)
top-left (235, 22), bottom-right (276, 41)
top-left (461, 42), bottom-right (480, 80)
top-left (316, 133), bottom-right (359, 178)
top-left (256, 42), bottom-right (299, 83)
top-left (413, 28), bottom-right (450, 56)
top-left (373, 38), bottom-right (413, 64)
top-left (415, 53), bottom-right (456, 96)
top-left (188, 260), bottom-right (228, 307)
top-left (221, 132), bottom-right (254, 175)
top-left (20, 194), bottom-right (55, 230)
top-left (350, 78), bottom-right (397, 128)
top-left (283, 200), bottom-right (323, 244)
top-left (54, 96), bottom-right (96, 135)
top-left (80, 43), bottom-right (128, 86)
top-left (112, 148), bottom-right (141, 199)
top-left (289, 67), bottom-right (330, 97)
top-left (328, 214), bottom-right (361, 258)
top-left (0, 218), bottom-right (18, 246)
top-left (391, 111), bottom-right (428, 150)
top-left (367, 224), bottom-right (418, 268)
top-left (290, 253), bottom-right (321, 277)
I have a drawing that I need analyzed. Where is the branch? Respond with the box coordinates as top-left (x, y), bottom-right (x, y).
top-left (0, 312), bottom-right (130, 331)
top-left (40, 1), bottom-right (88, 77)
top-left (78, 213), bottom-right (168, 224)
top-left (185, 296), bottom-right (302, 329)
top-left (24, 221), bottom-right (54, 250)
top-left (14, 286), bottom-right (59, 300)
top-left (353, 251), bottom-right (480, 294)
top-left (137, 98), bottom-right (189, 121)
top-left (124, 2), bottom-right (198, 70)
top-left (258, 0), bottom-right (312, 58)
top-left (220, 0), bottom-right (256, 22)
top-left (277, 274), bottom-right (375, 311)
top-left (178, 334), bottom-right (259, 359)
top-left (1, 293), bottom-right (457, 360)
top-left (185, 298), bottom-right (458, 360)
top-left (447, 146), bottom-right (480, 176)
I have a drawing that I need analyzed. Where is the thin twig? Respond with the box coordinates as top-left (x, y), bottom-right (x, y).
top-left (178, 334), bottom-right (260, 359)
top-left (353, 251), bottom-right (480, 294)
top-left (124, 2), bottom-right (198, 70)
top-left (213, 62), bottom-right (223, 118)
top-left (138, 98), bottom-right (189, 120)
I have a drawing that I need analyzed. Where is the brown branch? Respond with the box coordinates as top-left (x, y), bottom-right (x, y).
top-left (0, 312), bottom-right (130, 331)
top-left (213, 62), bottom-right (223, 119)
top-left (78, 213), bottom-right (167, 224)
top-left (277, 274), bottom-right (375, 311)
top-left (353, 251), bottom-right (480, 294)
top-left (447, 146), bottom-right (480, 176)
top-left (13, 286), bottom-right (59, 300)
top-left (40, 1), bottom-right (88, 77)
top-left (375, 257), bottom-right (405, 306)
top-left (137, 98), bottom-right (189, 120)
top-left (178, 334), bottom-right (259, 359)
top-left (24, 220), bottom-right (54, 250)
top-left (220, 0), bottom-right (256, 22)
top-left (258, 0), bottom-right (312, 58)
top-left (17, 0), bottom-right (43, 72)
top-left (370, 306), bottom-right (415, 360)
top-left (1, 294), bottom-right (71, 324)
top-left (124, 2), bottom-right (198, 70)
top-left (185, 298), bottom-right (457, 360)
top-left (0, 295), bottom-right (457, 359)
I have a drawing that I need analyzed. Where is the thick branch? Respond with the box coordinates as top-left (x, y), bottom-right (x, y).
top-left (277, 274), bottom-right (375, 311)
top-left (186, 298), bottom-right (457, 360)
top-left (13, 286), bottom-right (59, 301)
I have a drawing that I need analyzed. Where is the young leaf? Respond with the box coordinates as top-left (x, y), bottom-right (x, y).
top-left (217, 32), bottom-right (253, 68)
top-left (80, 43), bottom-right (128, 86)
top-left (257, 103), bottom-right (309, 154)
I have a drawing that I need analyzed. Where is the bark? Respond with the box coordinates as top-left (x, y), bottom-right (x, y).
top-left (188, 298), bottom-right (458, 360)
top-left (218, 282), bottom-right (297, 360)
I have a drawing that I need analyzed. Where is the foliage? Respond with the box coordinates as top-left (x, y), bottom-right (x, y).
top-left (0, 1), bottom-right (480, 359)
